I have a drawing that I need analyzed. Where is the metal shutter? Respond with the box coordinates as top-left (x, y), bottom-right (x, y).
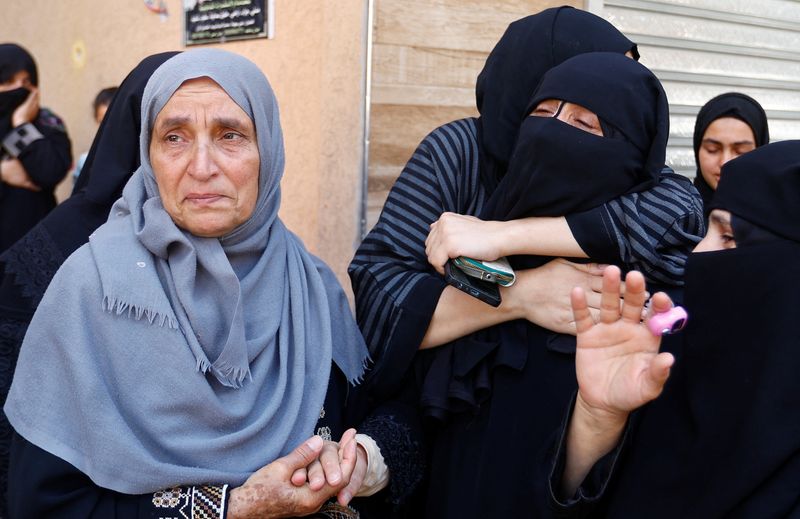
top-left (588, 0), bottom-right (800, 177)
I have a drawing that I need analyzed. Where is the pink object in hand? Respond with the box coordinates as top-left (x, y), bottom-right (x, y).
top-left (647, 306), bottom-right (688, 336)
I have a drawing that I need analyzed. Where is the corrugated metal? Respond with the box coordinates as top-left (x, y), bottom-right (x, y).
top-left (592, 0), bottom-right (800, 177)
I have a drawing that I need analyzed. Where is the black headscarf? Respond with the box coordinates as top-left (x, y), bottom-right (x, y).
top-left (475, 6), bottom-right (637, 189)
top-left (692, 92), bottom-right (769, 209)
top-left (602, 140), bottom-right (800, 518)
top-left (0, 44), bottom-right (37, 87)
top-left (0, 44), bottom-right (38, 140)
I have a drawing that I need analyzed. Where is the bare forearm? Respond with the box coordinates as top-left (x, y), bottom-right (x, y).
top-left (419, 285), bottom-right (520, 349)
top-left (500, 217), bottom-right (588, 258)
top-left (561, 395), bottom-right (627, 498)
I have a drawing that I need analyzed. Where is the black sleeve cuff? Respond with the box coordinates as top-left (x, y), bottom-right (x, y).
top-left (359, 402), bottom-right (426, 505)
top-left (547, 394), bottom-right (630, 517)
top-left (566, 207), bottom-right (621, 264)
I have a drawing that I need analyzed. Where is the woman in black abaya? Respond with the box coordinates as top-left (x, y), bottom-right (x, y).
top-left (555, 140), bottom-right (800, 518)
top-left (0, 52), bottom-right (179, 516)
top-left (0, 44), bottom-right (72, 253)
top-left (415, 51), bottom-right (670, 518)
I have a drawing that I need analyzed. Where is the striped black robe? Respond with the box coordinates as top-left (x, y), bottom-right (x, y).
top-left (349, 117), bottom-right (704, 392)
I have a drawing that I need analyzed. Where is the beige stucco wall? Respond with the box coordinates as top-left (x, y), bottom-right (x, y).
top-left (0, 0), bottom-right (367, 285)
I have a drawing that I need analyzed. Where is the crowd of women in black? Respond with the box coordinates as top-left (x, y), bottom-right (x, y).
top-left (0, 5), bottom-right (796, 518)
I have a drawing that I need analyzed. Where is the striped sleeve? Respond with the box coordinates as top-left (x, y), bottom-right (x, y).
top-left (602, 170), bottom-right (705, 285)
top-left (348, 119), bottom-right (483, 394)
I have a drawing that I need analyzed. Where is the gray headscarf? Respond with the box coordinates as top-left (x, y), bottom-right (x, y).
top-left (5, 48), bottom-right (368, 493)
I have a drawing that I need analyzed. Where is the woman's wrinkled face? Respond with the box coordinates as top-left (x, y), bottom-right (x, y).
top-left (149, 77), bottom-right (260, 238)
top-left (531, 99), bottom-right (603, 136)
top-left (694, 209), bottom-right (737, 252)
top-left (698, 117), bottom-right (756, 190)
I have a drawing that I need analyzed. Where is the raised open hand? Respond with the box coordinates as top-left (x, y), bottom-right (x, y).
top-left (571, 266), bottom-right (674, 420)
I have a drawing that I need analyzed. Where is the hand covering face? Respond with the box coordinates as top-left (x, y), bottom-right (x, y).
top-left (5, 48), bottom-right (368, 494)
top-left (0, 44), bottom-right (37, 137)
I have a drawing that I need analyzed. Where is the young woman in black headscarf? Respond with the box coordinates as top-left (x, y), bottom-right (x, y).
top-left (0, 43), bottom-right (72, 253)
top-left (409, 51), bottom-right (671, 518)
top-left (692, 92), bottom-right (769, 214)
top-left (551, 140), bottom-right (800, 518)
top-left (349, 7), bottom-right (703, 399)
top-left (0, 51), bottom-right (178, 517)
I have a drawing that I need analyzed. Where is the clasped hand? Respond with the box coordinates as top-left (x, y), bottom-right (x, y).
top-left (227, 428), bottom-right (366, 519)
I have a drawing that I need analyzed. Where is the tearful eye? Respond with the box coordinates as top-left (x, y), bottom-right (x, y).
top-left (166, 134), bottom-right (181, 143)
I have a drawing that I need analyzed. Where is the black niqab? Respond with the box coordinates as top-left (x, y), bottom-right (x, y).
top-left (709, 139), bottom-right (799, 243)
top-left (482, 52), bottom-right (667, 225)
top-left (0, 44), bottom-right (38, 140)
top-left (692, 92), bottom-right (769, 209)
top-left (475, 6), bottom-right (636, 188)
top-left (603, 140), bottom-right (800, 518)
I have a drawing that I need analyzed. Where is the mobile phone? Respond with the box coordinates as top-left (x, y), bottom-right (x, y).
top-left (452, 256), bottom-right (516, 286)
top-left (445, 260), bottom-right (501, 307)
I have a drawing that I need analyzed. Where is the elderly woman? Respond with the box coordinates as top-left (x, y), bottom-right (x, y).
top-left (555, 140), bottom-right (800, 517)
top-left (4, 49), bottom-right (419, 518)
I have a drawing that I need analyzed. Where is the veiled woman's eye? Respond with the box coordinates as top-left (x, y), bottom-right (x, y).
top-left (531, 99), bottom-right (561, 117)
